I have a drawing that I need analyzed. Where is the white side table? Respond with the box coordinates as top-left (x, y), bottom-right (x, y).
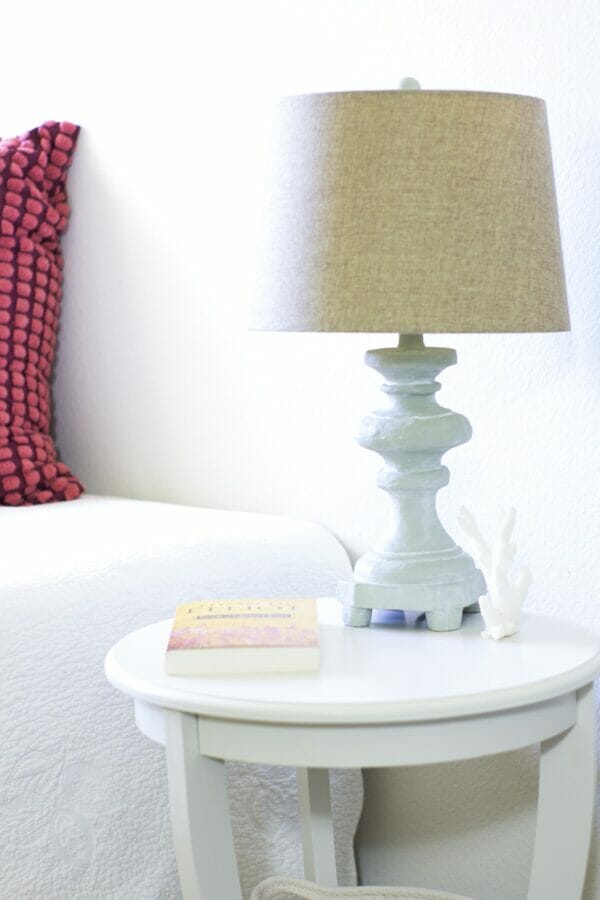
top-left (105, 600), bottom-right (600, 900)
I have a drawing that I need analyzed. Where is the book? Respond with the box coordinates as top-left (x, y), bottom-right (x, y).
top-left (165, 598), bottom-right (320, 676)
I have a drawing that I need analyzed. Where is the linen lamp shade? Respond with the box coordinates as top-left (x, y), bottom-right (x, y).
top-left (252, 90), bottom-right (569, 334)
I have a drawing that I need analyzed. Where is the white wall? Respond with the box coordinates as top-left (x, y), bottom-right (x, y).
top-left (4, 1), bottom-right (600, 897)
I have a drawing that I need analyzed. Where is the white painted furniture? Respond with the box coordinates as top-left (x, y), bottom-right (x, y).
top-left (105, 598), bottom-right (600, 900)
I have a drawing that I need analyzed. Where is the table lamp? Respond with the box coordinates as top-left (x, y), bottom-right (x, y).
top-left (251, 83), bottom-right (569, 631)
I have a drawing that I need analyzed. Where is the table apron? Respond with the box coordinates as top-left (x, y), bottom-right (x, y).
top-left (134, 691), bottom-right (577, 767)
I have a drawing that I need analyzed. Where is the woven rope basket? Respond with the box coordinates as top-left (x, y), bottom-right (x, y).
top-left (250, 877), bottom-right (474, 900)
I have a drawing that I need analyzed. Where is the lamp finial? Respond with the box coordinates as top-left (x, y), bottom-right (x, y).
top-left (399, 76), bottom-right (421, 91)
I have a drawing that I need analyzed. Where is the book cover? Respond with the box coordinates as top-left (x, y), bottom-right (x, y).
top-left (165, 598), bottom-right (320, 676)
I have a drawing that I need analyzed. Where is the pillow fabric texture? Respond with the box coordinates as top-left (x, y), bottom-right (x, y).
top-left (0, 121), bottom-right (84, 505)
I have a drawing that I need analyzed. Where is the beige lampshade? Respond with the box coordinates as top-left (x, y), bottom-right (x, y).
top-left (252, 90), bottom-right (569, 333)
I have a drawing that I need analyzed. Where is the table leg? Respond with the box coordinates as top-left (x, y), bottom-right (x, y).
top-left (297, 768), bottom-right (338, 886)
top-left (165, 711), bottom-right (242, 900)
top-left (527, 684), bottom-right (597, 900)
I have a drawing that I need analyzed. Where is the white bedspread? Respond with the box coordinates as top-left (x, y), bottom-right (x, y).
top-left (0, 495), bottom-right (360, 899)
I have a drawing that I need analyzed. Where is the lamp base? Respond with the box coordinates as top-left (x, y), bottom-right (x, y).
top-left (339, 334), bottom-right (485, 632)
top-left (338, 570), bottom-right (486, 631)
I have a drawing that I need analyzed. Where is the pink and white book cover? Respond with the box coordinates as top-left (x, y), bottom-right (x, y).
top-left (167, 598), bottom-right (319, 651)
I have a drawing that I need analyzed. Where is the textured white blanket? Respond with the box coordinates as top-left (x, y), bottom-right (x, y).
top-left (0, 495), bottom-right (360, 899)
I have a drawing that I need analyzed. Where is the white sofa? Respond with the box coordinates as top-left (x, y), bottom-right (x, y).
top-left (0, 493), bottom-right (362, 899)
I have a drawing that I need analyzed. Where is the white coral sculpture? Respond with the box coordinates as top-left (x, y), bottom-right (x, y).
top-left (458, 506), bottom-right (531, 640)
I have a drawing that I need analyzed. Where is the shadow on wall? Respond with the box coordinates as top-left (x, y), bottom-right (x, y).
top-left (53, 127), bottom-right (193, 499)
top-left (357, 748), bottom-right (540, 899)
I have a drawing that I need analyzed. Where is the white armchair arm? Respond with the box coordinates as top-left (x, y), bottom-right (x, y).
top-left (1, 495), bottom-right (359, 900)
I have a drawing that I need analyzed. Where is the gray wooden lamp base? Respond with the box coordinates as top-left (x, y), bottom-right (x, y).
top-left (338, 334), bottom-right (485, 632)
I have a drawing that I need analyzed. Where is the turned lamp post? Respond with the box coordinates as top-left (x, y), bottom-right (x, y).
top-left (251, 83), bottom-right (569, 631)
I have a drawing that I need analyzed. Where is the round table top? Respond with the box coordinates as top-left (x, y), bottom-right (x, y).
top-left (105, 599), bottom-right (600, 725)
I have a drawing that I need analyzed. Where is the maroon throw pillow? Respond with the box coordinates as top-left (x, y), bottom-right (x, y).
top-left (0, 121), bottom-right (84, 505)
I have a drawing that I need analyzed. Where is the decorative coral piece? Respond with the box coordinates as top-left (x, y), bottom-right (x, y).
top-left (458, 507), bottom-right (531, 640)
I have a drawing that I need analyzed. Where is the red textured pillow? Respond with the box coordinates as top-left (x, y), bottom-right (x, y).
top-left (0, 121), bottom-right (84, 505)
